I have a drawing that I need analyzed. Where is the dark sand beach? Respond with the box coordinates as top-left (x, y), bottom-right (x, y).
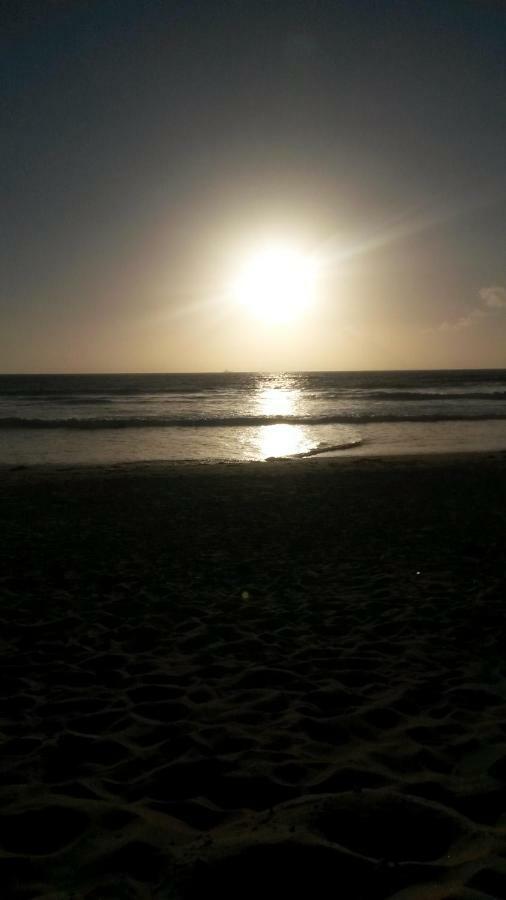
top-left (1, 454), bottom-right (506, 899)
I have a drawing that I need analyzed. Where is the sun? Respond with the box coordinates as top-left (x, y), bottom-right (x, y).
top-left (232, 244), bottom-right (317, 323)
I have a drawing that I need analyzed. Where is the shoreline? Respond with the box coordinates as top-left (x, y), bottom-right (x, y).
top-left (1, 446), bottom-right (505, 482)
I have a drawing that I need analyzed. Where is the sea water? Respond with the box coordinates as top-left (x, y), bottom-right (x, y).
top-left (1, 370), bottom-right (506, 466)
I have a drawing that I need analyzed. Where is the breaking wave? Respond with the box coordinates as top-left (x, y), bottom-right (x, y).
top-left (2, 412), bottom-right (506, 429)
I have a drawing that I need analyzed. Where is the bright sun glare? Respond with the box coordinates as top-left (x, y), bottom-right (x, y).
top-left (233, 244), bottom-right (317, 323)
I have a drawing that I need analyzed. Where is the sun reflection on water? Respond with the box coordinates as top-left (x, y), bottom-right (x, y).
top-left (258, 424), bottom-right (313, 459)
top-left (251, 377), bottom-right (311, 459)
top-left (255, 379), bottom-right (301, 418)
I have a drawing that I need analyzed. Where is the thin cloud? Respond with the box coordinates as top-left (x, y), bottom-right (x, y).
top-left (479, 285), bottom-right (506, 309)
top-left (437, 284), bottom-right (506, 331)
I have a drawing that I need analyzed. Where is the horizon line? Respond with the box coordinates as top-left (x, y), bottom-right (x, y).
top-left (1, 367), bottom-right (506, 377)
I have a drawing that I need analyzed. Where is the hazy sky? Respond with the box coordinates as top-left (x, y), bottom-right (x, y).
top-left (2, 0), bottom-right (505, 372)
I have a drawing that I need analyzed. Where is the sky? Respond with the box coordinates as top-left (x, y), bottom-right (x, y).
top-left (1, 0), bottom-right (505, 372)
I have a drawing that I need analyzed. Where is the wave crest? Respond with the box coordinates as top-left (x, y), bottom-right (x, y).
top-left (2, 412), bottom-right (506, 429)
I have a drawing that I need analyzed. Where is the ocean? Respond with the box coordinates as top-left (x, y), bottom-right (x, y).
top-left (1, 370), bottom-right (506, 466)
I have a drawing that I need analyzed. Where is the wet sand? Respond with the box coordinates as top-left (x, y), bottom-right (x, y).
top-left (1, 453), bottom-right (506, 899)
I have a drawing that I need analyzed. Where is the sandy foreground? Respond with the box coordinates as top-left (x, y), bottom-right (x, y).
top-left (1, 453), bottom-right (506, 899)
